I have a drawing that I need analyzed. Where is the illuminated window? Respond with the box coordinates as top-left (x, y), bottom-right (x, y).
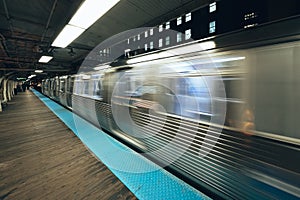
top-left (150, 28), bottom-right (154, 35)
top-left (209, 2), bottom-right (216, 13)
top-left (159, 25), bottom-right (163, 32)
top-left (150, 41), bottom-right (154, 49)
top-left (137, 34), bottom-right (140, 40)
top-left (127, 39), bottom-right (130, 44)
top-left (244, 12), bottom-right (257, 20)
top-left (209, 21), bottom-right (216, 33)
top-left (133, 36), bottom-right (136, 42)
top-left (185, 13), bottom-right (191, 22)
top-left (177, 32), bottom-right (182, 43)
top-left (165, 36), bottom-right (170, 46)
top-left (145, 31), bottom-right (148, 38)
top-left (185, 29), bottom-right (191, 40)
top-left (166, 22), bottom-right (170, 29)
top-left (159, 38), bottom-right (163, 47)
top-left (177, 16), bottom-right (182, 25)
top-left (145, 43), bottom-right (148, 51)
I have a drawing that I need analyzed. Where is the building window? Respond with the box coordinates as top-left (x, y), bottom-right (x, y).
top-left (185, 29), bottom-right (191, 40)
top-left (185, 13), bottom-right (191, 22)
top-left (159, 25), bottom-right (163, 32)
top-left (150, 28), bottom-right (154, 35)
top-left (127, 39), bottom-right (130, 44)
top-left (177, 32), bottom-right (182, 43)
top-left (209, 2), bottom-right (216, 13)
top-left (209, 21), bottom-right (216, 33)
top-left (244, 12), bottom-right (257, 20)
top-left (133, 36), bottom-right (136, 42)
top-left (99, 50), bottom-right (103, 56)
top-left (165, 36), bottom-right (170, 46)
top-left (145, 44), bottom-right (148, 51)
top-left (145, 31), bottom-right (148, 38)
top-left (177, 16), bottom-right (182, 25)
top-left (166, 22), bottom-right (170, 29)
top-left (159, 39), bottom-right (163, 48)
top-left (150, 41), bottom-right (154, 50)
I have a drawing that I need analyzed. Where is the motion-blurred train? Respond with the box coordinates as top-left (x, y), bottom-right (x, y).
top-left (42, 18), bottom-right (300, 199)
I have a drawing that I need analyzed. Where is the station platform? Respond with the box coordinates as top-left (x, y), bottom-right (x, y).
top-left (0, 89), bottom-right (210, 200)
top-left (0, 90), bottom-right (136, 199)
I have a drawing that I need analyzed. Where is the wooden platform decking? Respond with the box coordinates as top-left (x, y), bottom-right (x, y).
top-left (0, 90), bottom-right (136, 200)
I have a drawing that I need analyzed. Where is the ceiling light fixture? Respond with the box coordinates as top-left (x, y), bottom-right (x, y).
top-left (52, 0), bottom-right (120, 48)
top-left (28, 75), bottom-right (37, 79)
top-left (52, 25), bottom-right (85, 48)
top-left (38, 55), bottom-right (53, 63)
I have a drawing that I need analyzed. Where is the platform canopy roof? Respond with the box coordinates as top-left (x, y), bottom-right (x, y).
top-left (0, 0), bottom-right (210, 78)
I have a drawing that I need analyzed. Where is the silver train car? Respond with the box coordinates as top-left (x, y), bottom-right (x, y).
top-left (42, 19), bottom-right (300, 199)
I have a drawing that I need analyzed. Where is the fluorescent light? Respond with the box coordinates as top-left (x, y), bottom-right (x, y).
top-left (35, 70), bottom-right (43, 73)
top-left (93, 65), bottom-right (110, 71)
top-left (28, 75), bottom-right (36, 79)
top-left (39, 56), bottom-right (53, 63)
top-left (52, 25), bottom-right (85, 48)
top-left (127, 52), bottom-right (173, 64)
top-left (127, 41), bottom-right (216, 65)
top-left (69, 0), bottom-right (120, 29)
top-left (199, 41), bottom-right (216, 50)
top-left (211, 56), bottom-right (245, 63)
top-left (82, 75), bottom-right (91, 80)
top-left (52, 0), bottom-right (120, 48)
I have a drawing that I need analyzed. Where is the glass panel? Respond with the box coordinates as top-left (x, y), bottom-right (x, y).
top-left (185, 13), bottom-right (191, 22)
top-left (177, 16), bottom-right (182, 25)
top-left (209, 2), bottom-right (216, 13)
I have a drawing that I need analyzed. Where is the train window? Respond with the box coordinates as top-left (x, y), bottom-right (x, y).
top-left (177, 32), bottom-right (182, 43)
top-left (185, 29), bottom-right (192, 40)
top-left (177, 16), bottom-right (182, 25)
top-left (83, 81), bottom-right (89, 95)
top-left (165, 36), bottom-right (170, 46)
top-left (209, 21), bottom-right (216, 33)
top-left (166, 22), bottom-right (170, 29)
top-left (185, 13), bottom-right (191, 22)
top-left (93, 80), bottom-right (102, 98)
top-left (60, 80), bottom-right (65, 92)
top-left (74, 81), bottom-right (79, 94)
top-left (222, 77), bottom-right (243, 100)
top-left (69, 78), bottom-right (74, 93)
top-left (159, 39), bottom-right (163, 48)
top-left (209, 2), bottom-right (216, 13)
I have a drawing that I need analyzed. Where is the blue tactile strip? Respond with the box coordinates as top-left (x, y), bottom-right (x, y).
top-left (32, 89), bottom-right (211, 200)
